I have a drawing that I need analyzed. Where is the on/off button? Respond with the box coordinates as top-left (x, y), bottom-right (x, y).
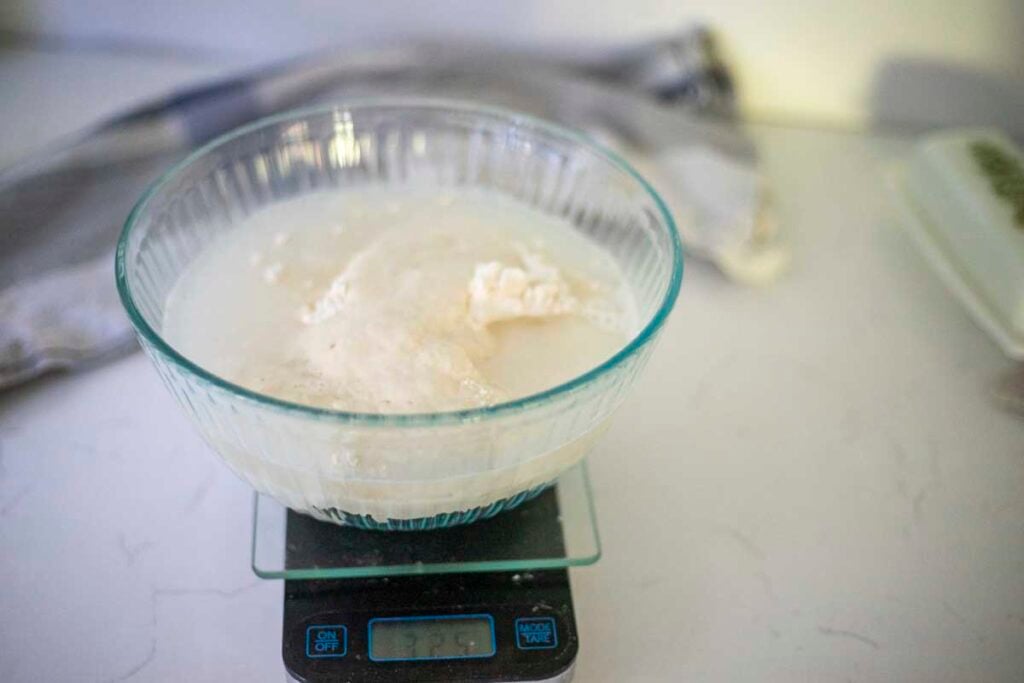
top-left (306, 625), bottom-right (348, 658)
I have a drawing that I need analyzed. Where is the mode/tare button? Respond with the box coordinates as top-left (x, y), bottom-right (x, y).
top-left (306, 625), bottom-right (347, 658)
top-left (515, 617), bottom-right (558, 650)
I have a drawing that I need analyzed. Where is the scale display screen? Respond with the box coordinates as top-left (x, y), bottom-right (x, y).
top-left (368, 614), bottom-right (496, 662)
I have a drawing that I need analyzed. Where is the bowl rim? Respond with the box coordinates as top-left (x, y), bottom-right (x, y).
top-left (116, 97), bottom-right (683, 426)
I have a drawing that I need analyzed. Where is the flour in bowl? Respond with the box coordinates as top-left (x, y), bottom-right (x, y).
top-left (163, 187), bottom-right (636, 414)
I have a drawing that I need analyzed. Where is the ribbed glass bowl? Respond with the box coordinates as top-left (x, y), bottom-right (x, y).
top-left (116, 100), bottom-right (682, 530)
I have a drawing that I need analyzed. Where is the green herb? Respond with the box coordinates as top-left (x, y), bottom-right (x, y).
top-left (970, 140), bottom-right (1024, 228)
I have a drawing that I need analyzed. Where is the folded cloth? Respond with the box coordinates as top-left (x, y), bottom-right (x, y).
top-left (0, 253), bottom-right (133, 386)
top-left (0, 28), bottom-right (785, 390)
top-left (995, 366), bottom-right (1024, 420)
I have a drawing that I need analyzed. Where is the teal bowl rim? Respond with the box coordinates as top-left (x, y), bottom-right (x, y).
top-left (115, 97), bottom-right (684, 427)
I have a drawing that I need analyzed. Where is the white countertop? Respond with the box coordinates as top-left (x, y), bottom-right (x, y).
top-left (2, 47), bottom-right (1023, 683)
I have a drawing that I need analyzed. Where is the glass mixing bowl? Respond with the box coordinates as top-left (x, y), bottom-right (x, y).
top-left (117, 100), bottom-right (682, 530)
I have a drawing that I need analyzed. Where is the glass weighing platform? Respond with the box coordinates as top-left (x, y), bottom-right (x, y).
top-left (251, 461), bottom-right (600, 682)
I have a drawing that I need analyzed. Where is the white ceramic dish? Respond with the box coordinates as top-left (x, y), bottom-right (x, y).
top-left (887, 164), bottom-right (1024, 359)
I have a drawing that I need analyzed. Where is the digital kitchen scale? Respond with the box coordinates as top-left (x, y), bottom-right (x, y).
top-left (251, 462), bottom-right (601, 682)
